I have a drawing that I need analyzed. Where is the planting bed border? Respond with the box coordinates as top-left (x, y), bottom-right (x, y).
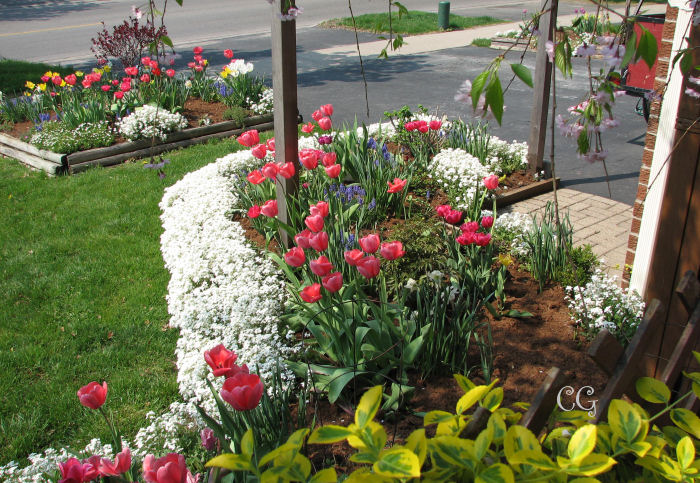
top-left (495, 177), bottom-right (560, 208)
top-left (0, 113), bottom-right (286, 175)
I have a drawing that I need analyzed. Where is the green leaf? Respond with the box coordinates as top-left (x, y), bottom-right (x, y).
top-left (457, 385), bottom-right (490, 414)
top-left (308, 425), bottom-right (354, 444)
top-left (563, 453), bottom-right (617, 477)
top-left (637, 26), bottom-right (658, 69)
top-left (503, 309), bottom-right (533, 319)
top-left (205, 453), bottom-right (253, 472)
top-left (670, 408), bottom-right (700, 438)
top-left (328, 368), bottom-right (364, 403)
top-left (568, 425), bottom-right (597, 463)
top-left (510, 63), bottom-right (533, 88)
top-left (485, 76), bottom-right (504, 125)
top-left (475, 425), bottom-right (493, 460)
top-left (488, 412), bottom-right (507, 444)
top-left (508, 450), bottom-right (557, 470)
top-left (309, 468), bottom-right (338, 483)
top-left (608, 399), bottom-right (642, 443)
top-left (680, 50), bottom-right (693, 75)
top-left (160, 35), bottom-right (174, 48)
top-left (241, 428), bottom-right (254, 456)
top-left (476, 463), bottom-right (515, 483)
top-left (635, 377), bottom-right (671, 404)
top-left (471, 71), bottom-right (489, 110)
top-left (425, 410), bottom-right (457, 426)
top-left (481, 387), bottom-right (504, 412)
top-left (636, 455), bottom-right (682, 480)
top-left (405, 429), bottom-right (428, 466)
top-left (621, 32), bottom-right (637, 69)
top-left (454, 374), bottom-right (476, 393)
top-left (430, 436), bottom-right (476, 467)
top-left (373, 448), bottom-right (421, 478)
top-left (504, 426), bottom-right (540, 462)
top-left (677, 436), bottom-right (695, 470)
top-left (356, 386), bottom-right (383, 429)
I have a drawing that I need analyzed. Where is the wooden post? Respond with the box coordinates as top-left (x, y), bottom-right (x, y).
top-left (527, 0), bottom-right (558, 174)
top-left (272, 2), bottom-right (300, 248)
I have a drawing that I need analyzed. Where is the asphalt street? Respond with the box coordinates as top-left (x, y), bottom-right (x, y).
top-left (1, 0), bottom-right (646, 204)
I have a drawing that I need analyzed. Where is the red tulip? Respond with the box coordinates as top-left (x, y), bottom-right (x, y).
top-left (247, 170), bottom-right (265, 185)
top-left (320, 104), bottom-right (334, 116)
top-left (310, 201), bottom-right (329, 218)
top-left (261, 162), bottom-right (278, 179)
top-left (41, 75), bottom-right (50, 83)
top-left (417, 122), bottom-right (429, 133)
top-left (322, 152), bottom-right (337, 167)
top-left (318, 117), bottom-right (332, 131)
top-left (65, 74), bottom-right (77, 86)
top-left (224, 49), bottom-right (234, 58)
top-left (194, 65), bottom-right (203, 72)
top-left (357, 256), bottom-right (381, 279)
top-left (380, 241), bottom-right (405, 260)
top-left (475, 233), bottom-right (492, 247)
top-left (247, 205), bottom-right (261, 218)
top-left (261, 200), bottom-right (278, 217)
top-left (278, 162), bottom-right (295, 179)
top-left (238, 130), bottom-right (260, 147)
top-left (59, 457), bottom-right (99, 483)
top-left (99, 448), bottom-right (131, 476)
top-left (204, 344), bottom-right (247, 378)
top-left (165, 69), bottom-right (175, 78)
top-left (152, 67), bottom-right (162, 77)
top-left (344, 249), bottom-right (364, 266)
top-left (305, 214), bottom-right (324, 233)
top-left (311, 110), bottom-right (323, 121)
top-left (193, 46), bottom-right (203, 55)
top-left (436, 204), bottom-right (452, 218)
top-left (405, 121), bottom-right (416, 131)
top-left (322, 272), bottom-right (343, 293)
top-left (187, 61), bottom-right (196, 69)
top-left (284, 246), bottom-right (306, 267)
top-left (481, 216), bottom-right (494, 229)
top-left (483, 174), bottom-right (499, 190)
top-left (359, 234), bottom-right (380, 254)
top-left (461, 221), bottom-right (479, 233)
top-left (456, 232), bottom-right (475, 245)
top-left (143, 453), bottom-right (198, 483)
top-left (82, 79), bottom-right (92, 89)
top-left (252, 144), bottom-right (268, 160)
top-left (114, 91), bottom-right (124, 100)
top-left (125, 66), bottom-right (139, 76)
top-left (52, 75), bottom-right (62, 86)
top-left (300, 283), bottom-right (322, 303)
top-left (445, 209), bottom-right (463, 225)
top-left (325, 164), bottom-right (341, 178)
top-left (301, 122), bottom-right (315, 133)
top-left (387, 178), bottom-right (407, 193)
top-left (295, 229), bottom-right (312, 249)
top-left (310, 256), bottom-right (333, 276)
top-left (299, 149), bottom-right (319, 169)
top-left (120, 82), bottom-right (131, 92)
top-left (140, 74), bottom-right (151, 83)
top-left (77, 381), bottom-right (107, 410)
top-left (111, 79), bottom-right (120, 86)
top-left (266, 138), bottom-right (276, 152)
top-left (429, 120), bottom-right (442, 130)
top-left (309, 231), bottom-right (329, 251)
top-left (141, 56), bottom-right (151, 65)
top-left (101, 85), bottom-right (111, 92)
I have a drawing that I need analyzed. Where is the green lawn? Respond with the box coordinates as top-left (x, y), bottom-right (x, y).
top-left (321, 10), bottom-right (502, 35)
top-left (0, 59), bottom-right (75, 96)
top-left (0, 137), bottom-right (254, 465)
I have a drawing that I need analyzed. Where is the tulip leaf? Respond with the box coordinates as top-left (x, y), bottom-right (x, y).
top-left (471, 71), bottom-right (489, 110)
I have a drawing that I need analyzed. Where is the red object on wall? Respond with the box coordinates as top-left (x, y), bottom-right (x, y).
top-left (625, 14), bottom-right (665, 91)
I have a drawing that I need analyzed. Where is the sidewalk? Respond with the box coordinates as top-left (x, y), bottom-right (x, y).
top-left (503, 189), bottom-right (633, 283)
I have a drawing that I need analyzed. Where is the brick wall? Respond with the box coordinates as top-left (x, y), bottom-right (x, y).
top-left (622, 4), bottom-right (679, 288)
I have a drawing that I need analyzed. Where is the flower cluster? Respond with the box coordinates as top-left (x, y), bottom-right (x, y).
top-left (204, 344), bottom-right (264, 411)
top-left (118, 105), bottom-right (188, 141)
top-left (565, 268), bottom-right (645, 344)
top-left (187, 46), bottom-right (208, 72)
top-left (491, 211), bottom-right (534, 258)
top-left (436, 203), bottom-right (493, 247)
top-left (30, 120), bottom-right (114, 154)
top-left (428, 148), bottom-right (494, 210)
top-left (221, 58), bottom-right (255, 79)
top-left (301, 103), bottom-right (334, 134)
top-left (248, 87), bottom-right (274, 114)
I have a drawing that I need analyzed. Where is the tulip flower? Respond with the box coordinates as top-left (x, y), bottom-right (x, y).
top-left (141, 56), bottom-right (151, 65)
top-left (200, 428), bottom-right (217, 451)
top-left (101, 85), bottom-right (111, 92)
top-left (475, 233), bottom-right (492, 246)
top-left (278, 162), bottom-right (295, 179)
top-left (318, 134), bottom-right (333, 145)
top-left (481, 216), bottom-right (494, 229)
top-left (224, 49), bottom-right (234, 59)
top-left (429, 120), bottom-right (442, 130)
top-left (247, 170), bottom-right (266, 185)
top-left (318, 117), bottom-right (332, 131)
top-left (165, 69), bottom-right (175, 77)
top-left (322, 152), bottom-right (337, 167)
top-left (251, 144), bottom-right (268, 160)
top-left (295, 229), bottom-right (312, 249)
top-left (59, 458), bottom-right (99, 483)
top-left (193, 46), bottom-right (203, 55)
top-left (98, 448), bottom-right (131, 476)
top-left (325, 164), bottom-right (341, 178)
top-left (300, 283), bottom-right (322, 303)
top-left (143, 453), bottom-right (198, 483)
top-left (404, 121), bottom-right (416, 131)
top-left (140, 74), bottom-right (151, 83)
top-left (483, 174), bottom-right (499, 190)
top-left (456, 232), bottom-right (475, 245)
top-left (310, 256), bottom-right (333, 277)
top-left (436, 204), bottom-right (452, 218)
top-left (461, 221), bottom-right (479, 233)
top-left (237, 130), bottom-right (260, 147)
top-left (261, 200), bottom-right (278, 217)
top-left (357, 256), bottom-right (381, 279)
top-left (445, 209), bottom-right (463, 225)
top-left (82, 79), bottom-right (93, 89)
top-left (299, 149), bottom-right (319, 169)
top-left (380, 241), bottom-right (405, 261)
top-left (52, 75), bottom-right (62, 86)
top-left (359, 234), bottom-right (380, 254)
top-left (301, 122), bottom-right (315, 134)
top-left (77, 381), bottom-right (108, 410)
top-left (344, 249), bottom-right (364, 266)
top-left (309, 231), bottom-right (329, 251)
top-left (261, 162), bottom-right (278, 179)
top-left (204, 344), bottom-right (248, 378)
top-left (266, 138), bottom-right (276, 152)
top-left (311, 110), bottom-right (323, 121)
top-left (322, 272), bottom-right (343, 293)
top-left (120, 82), bottom-right (131, 92)
top-left (310, 201), bottom-right (329, 218)
top-left (247, 205), bottom-right (261, 218)
top-left (114, 91), bottom-right (124, 100)
top-left (387, 178), bottom-right (407, 193)
top-left (320, 104), bottom-right (334, 116)
top-left (418, 122), bottom-right (429, 133)
top-left (305, 214), bottom-right (324, 233)
top-left (125, 66), bottom-right (138, 76)
top-left (284, 247), bottom-right (306, 267)
top-left (64, 74), bottom-right (77, 86)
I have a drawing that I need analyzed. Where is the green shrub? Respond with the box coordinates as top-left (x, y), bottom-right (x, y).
top-left (557, 244), bottom-right (599, 288)
top-left (30, 120), bottom-right (114, 154)
top-left (524, 202), bottom-right (573, 291)
top-left (222, 106), bottom-right (248, 124)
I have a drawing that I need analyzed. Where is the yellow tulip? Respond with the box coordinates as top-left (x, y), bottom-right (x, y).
top-left (25, 81), bottom-right (35, 89)
top-left (75, 71), bottom-right (84, 77)
top-left (38, 83), bottom-right (47, 91)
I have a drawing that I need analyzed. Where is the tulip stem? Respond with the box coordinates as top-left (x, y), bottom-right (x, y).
top-left (99, 407), bottom-right (121, 453)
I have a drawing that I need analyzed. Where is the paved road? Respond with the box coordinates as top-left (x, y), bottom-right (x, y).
top-left (1, 0), bottom-right (645, 204)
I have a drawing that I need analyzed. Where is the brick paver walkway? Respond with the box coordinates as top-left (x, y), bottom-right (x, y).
top-left (503, 188), bottom-right (633, 283)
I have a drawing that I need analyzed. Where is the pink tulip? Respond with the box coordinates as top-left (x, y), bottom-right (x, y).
top-left (456, 232), bottom-right (475, 245)
top-left (357, 256), bottom-right (381, 279)
top-left (278, 162), bottom-right (295, 179)
top-left (483, 174), bottom-right (499, 190)
top-left (58, 457), bottom-right (99, 483)
top-left (251, 144), bottom-right (268, 160)
top-left (417, 121), bottom-right (429, 133)
top-left (325, 164), bottom-right (341, 179)
top-left (429, 120), bottom-right (442, 130)
top-left (461, 221), bottom-right (479, 233)
top-left (310, 256), bottom-right (333, 276)
top-left (359, 234), bottom-right (380, 254)
top-left (475, 233), bottom-right (492, 246)
top-left (318, 117), bottom-right (332, 131)
top-left (310, 201), bottom-right (329, 218)
top-left (101, 85), bottom-right (111, 92)
top-left (143, 453), bottom-right (198, 483)
top-left (140, 74), bottom-right (151, 83)
top-left (64, 74), bottom-right (77, 86)
top-left (247, 170), bottom-right (266, 185)
top-left (320, 104), bottom-right (334, 116)
top-left (247, 205), bottom-right (261, 218)
top-left (300, 283), bottom-right (322, 303)
top-left (193, 46), bottom-right (203, 55)
top-left (311, 110), bottom-right (323, 121)
top-left (322, 272), bottom-right (343, 293)
top-left (305, 214), bottom-right (324, 233)
top-left (387, 178), bottom-right (407, 193)
top-left (165, 69), bottom-right (175, 78)
top-left (301, 122), bottom-right (315, 133)
top-left (322, 152), bottom-right (337, 167)
top-left (299, 149), bottom-right (319, 169)
top-left (261, 200), bottom-right (278, 217)
top-left (204, 344), bottom-right (247, 378)
top-left (224, 49), bottom-right (234, 59)
top-left (445, 209), bottom-right (463, 225)
top-left (99, 448), bottom-right (131, 476)
top-left (261, 162), bottom-right (278, 179)
top-left (308, 231), bottom-right (329, 251)
top-left (77, 381), bottom-right (107, 410)
top-left (237, 130), bottom-right (260, 147)
top-left (120, 82), bottom-right (131, 92)
top-left (284, 246), bottom-right (306, 267)
top-left (141, 56), bottom-right (151, 65)
top-left (344, 249), bottom-right (364, 266)
top-left (436, 204), bottom-right (452, 218)
top-left (295, 229), bottom-right (312, 249)
top-left (114, 91), bottom-right (124, 100)
top-left (481, 216), bottom-right (494, 229)
top-left (52, 75), bottom-right (62, 86)
top-left (380, 241), bottom-right (405, 260)
top-left (266, 138), bottom-right (276, 152)
top-left (125, 66), bottom-right (139, 76)
top-left (82, 79), bottom-right (92, 89)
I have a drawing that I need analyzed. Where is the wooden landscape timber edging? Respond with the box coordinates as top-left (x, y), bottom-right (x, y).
top-left (495, 177), bottom-right (560, 208)
top-left (0, 113), bottom-right (284, 175)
